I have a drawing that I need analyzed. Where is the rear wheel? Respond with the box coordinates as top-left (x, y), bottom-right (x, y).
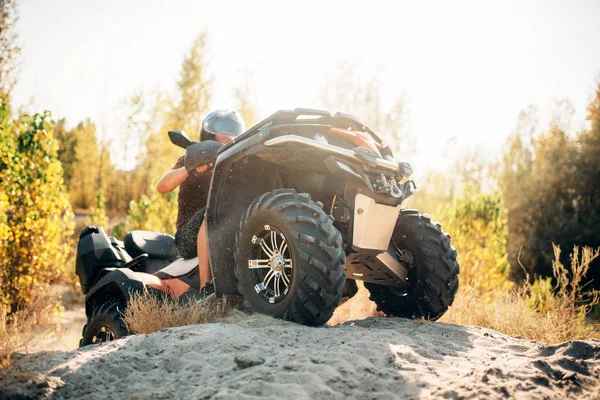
top-left (365, 210), bottom-right (459, 320)
top-left (80, 301), bottom-right (129, 347)
top-left (234, 189), bottom-right (346, 326)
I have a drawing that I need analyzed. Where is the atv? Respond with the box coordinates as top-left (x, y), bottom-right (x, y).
top-left (75, 108), bottom-right (459, 346)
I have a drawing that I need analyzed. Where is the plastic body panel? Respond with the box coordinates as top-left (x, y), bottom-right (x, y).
top-left (201, 109), bottom-right (413, 295)
top-left (352, 193), bottom-right (401, 252)
top-left (76, 228), bottom-right (124, 294)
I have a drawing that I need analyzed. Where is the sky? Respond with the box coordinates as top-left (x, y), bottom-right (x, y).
top-left (11, 0), bottom-right (600, 171)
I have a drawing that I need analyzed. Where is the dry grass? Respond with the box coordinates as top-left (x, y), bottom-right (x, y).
top-left (0, 293), bottom-right (60, 369)
top-left (441, 244), bottom-right (600, 343)
top-left (122, 244), bottom-right (599, 342)
top-left (122, 291), bottom-right (237, 335)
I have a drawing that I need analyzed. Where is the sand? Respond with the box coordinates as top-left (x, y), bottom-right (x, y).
top-left (2, 314), bottom-right (599, 400)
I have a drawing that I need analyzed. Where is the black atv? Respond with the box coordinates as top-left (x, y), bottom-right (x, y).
top-left (75, 108), bottom-right (459, 346)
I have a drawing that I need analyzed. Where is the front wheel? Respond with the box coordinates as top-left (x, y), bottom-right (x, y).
top-left (80, 301), bottom-right (129, 347)
top-left (365, 210), bottom-right (459, 320)
top-left (234, 189), bottom-right (346, 326)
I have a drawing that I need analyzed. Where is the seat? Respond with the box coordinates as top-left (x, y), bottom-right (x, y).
top-left (124, 230), bottom-right (179, 260)
top-left (152, 257), bottom-right (198, 281)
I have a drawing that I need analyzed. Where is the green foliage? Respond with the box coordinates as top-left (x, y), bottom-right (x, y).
top-left (119, 191), bottom-right (178, 236)
top-left (409, 144), bottom-right (498, 214)
top-left (528, 277), bottom-right (555, 313)
top-left (438, 189), bottom-right (511, 291)
top-left (66, 119), bottom-right (113, 209)
top-left (500, 90), bottom-right (600, 287)
top-left (53, 118), bottom-right (77, 187)
top-left (88, 189), bottom-right (108, 227)
top-left (0, 98), bottom-right (74, 314)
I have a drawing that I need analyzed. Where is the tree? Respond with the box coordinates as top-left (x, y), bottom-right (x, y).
top-left (105, 91), bottom-right (149, 213)
top-left (571, 82), bottom-right (600, 287)
top-left (173, 33), bottom-right (213, 136)
top-left (138, 33), bottom-right (213, 193)
top-left (500, 93), bottom-right (600, 287)
top-left (68, 120), bottom-right (102, 208)
top-left (53, 118), bottom-right (78, 187)
top-left (0, 99), bottom-right (74, 314)
top-left (232, 68), bottom-right (260, 127)
top-left (499, 107), bottom-right (539, 279)
top-left (410, 141), bottom-right (498, 214)
top-left (0, 0), bottom-right (20, 103)
top-left (320, 60), bottom-right (414, 157)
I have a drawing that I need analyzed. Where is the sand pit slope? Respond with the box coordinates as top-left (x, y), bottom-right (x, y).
top-left (2, 316), bottom-right (599, 399)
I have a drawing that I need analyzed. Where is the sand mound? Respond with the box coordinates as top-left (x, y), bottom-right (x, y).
top-left (2, 316), bottom-right (599, 399)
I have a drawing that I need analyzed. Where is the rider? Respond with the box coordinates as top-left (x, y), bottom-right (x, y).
top-left (156, 110), bottom-right (245, 298)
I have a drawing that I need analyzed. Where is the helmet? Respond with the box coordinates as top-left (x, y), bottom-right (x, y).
top-left (200, 110), bottom-right (246, 142)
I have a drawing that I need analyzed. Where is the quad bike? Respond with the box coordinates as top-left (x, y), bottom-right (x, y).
top-left (75, 108), bottom-right (459, 346)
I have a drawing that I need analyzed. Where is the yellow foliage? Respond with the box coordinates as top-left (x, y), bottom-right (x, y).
top-left (112, 191), bottom-right (178, 239)
top-left (127, 191), bottom-right (178, 234)
top-left (88, 189), bottom-right (108, 227)
top-left (0, 99), bottom-right (74, 315)
top-left (437, 188), bottom-right (512, 292)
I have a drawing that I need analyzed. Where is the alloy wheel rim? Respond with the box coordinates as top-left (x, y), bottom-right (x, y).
top-left (248, 225), bottom-right (293, 304)
top-left (92, 325), bottom-right (116, 344)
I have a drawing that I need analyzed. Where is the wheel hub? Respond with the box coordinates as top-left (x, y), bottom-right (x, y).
top-left (271, 254), bottom-right (285, 272)
top-left (248, 226), bottom-right (293, 304)
top-left (92, 326), bottom-right (115, 344)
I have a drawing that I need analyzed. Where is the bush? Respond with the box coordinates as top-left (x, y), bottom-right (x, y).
top-left (437, 189), bottom-right (512, 292)
top-left (88, 189), bottom-right (108, 227)
top-left (0, 99), bottom-right (74, 315)
top-left (112, 191), bottom-right (178, 239)
top-left (441, 244), bottom-right (600, 343)
top-left (122, 292), bottom-right (235, 335)
top-left (0, 292), bottom-right (59, 368)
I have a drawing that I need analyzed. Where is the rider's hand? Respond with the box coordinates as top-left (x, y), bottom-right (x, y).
top-left (185, 142), bottom-right (222, 172)
top-left (195, 162), bottom-right (214, 173)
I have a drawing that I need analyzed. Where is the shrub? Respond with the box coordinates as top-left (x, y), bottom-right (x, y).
top-left (0, 99), bottom-right (74, 315)
top-left (441, 244), bottom-right (600, 343)
top-left (437, 188), bottom-right (512, 292)
top-left (122, 291), bottom-right (235, 335)
top-left (112, 191), bottom-right (178, 238)
top-left (0, 292), bottom-right (59, 368)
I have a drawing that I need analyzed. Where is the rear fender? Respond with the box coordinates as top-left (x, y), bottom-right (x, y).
top-left (207, 134), bottom-right (276, 296)
top-left (84, 268), bottom-right (146, 317)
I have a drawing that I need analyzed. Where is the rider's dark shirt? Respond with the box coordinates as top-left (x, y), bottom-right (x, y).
top-left (172, 156), bottom-right (213, 229)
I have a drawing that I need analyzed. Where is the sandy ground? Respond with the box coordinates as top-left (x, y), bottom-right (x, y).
top-left (2, 313), bottom-right (599, 400)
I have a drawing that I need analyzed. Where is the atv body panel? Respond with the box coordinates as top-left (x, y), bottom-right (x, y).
top-left (75, 226), bottom-right (196, 319)
top-left (206, 109), bottom-right (417, 295)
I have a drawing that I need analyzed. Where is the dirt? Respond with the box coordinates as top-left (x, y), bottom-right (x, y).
top-left (2, 314), bottom-right (599, 400)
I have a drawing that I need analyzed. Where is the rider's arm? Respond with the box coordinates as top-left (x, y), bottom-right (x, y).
top-left (156, 163), bottom-right (213, 194)
top-left (156, 167), bottom-right (188, 193)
